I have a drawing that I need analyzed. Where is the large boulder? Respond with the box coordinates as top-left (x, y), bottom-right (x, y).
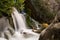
top-left (25, 0), bottom-right (59, 24)
top-left (39, 23), bottom-right (60, 40)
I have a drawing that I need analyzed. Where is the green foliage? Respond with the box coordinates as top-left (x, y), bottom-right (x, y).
top-left (26, 15), bottom-right (31, 27)
top-left (25, 8), bottom-right (31, 16)
top-left (25, 8), bottom-right (33, 28)
top-left (0, 0), bottom-right (15, 17)
top-left (26, 15), bottom-right (35, 28)
top-left (15, 0), bottom-right (25, 12)
top-left (0, 0), bottom-right (25, 17)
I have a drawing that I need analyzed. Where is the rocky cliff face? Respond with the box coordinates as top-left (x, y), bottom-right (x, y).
top-left (25, 0), bottom-right (60, 24)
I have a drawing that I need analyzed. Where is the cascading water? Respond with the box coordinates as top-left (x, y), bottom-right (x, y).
top-left (10, 7), bottom-right (40, 40)
top-left (31, 18), bottom-right (40, 29)
top-left (12, 7), bottom-right (27, 31)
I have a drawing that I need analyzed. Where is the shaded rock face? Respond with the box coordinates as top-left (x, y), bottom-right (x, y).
top-left (0, 17), bottom-right (9, 32)
top-left (25, 0), bottom-right (60, 24)
top-left (57, 11), bottom-right (60, 22)
top-left (39, 23), bottom-right (60, 40)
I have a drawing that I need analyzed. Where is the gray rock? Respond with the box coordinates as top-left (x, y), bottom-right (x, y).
top-left (0, 17), bottom-right (9, 32)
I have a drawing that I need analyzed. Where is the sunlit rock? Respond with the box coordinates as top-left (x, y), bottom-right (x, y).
top-left (39, 23), bottom-right (60, 40)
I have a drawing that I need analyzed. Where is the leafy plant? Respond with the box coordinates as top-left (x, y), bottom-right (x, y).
top-left (15, 0), bottom-right (25, 12)
top-left (0, 0), bottom-right (15, 17)
top-left (0, 0), bottom-right (25, 17)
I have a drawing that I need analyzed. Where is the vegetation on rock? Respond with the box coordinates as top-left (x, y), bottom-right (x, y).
top-left (15, 0), bottom-right (25, 12)
top-left (0, 0), bottom-right (25, 17)
top-left (0, 0), bottom-right (15, 17)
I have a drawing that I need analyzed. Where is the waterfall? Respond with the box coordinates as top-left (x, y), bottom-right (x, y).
top-left (12, 7), bottom-right (27, 32)
top-left (11, 7), bottom-right (40, 40)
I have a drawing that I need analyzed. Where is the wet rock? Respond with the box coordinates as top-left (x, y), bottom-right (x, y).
top-left (0, 17), bottom-right (10, 37)
top-left (0, 17), bottom-right (9, 32)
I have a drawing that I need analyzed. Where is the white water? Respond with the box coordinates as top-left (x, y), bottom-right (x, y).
top-left (0, 38), bottom-right (7, 40)
top-left (10, 7), bottom-right (40, 40)
top-left (31, 18), bottom-right (40, 29)
top-left (12, 8), bottom-right (27, 31)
